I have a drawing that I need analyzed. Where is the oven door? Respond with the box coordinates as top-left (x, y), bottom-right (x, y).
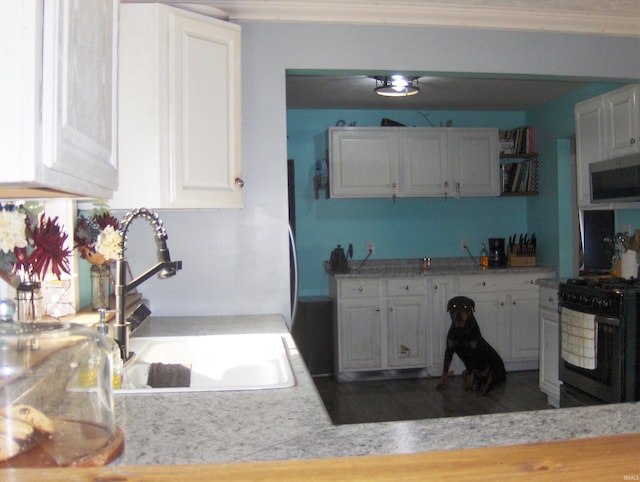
top-left (559, 307), bottom-right (623, 403)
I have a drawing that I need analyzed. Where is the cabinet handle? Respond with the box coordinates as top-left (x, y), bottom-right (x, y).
top-left (482, 281), bottom-right (486, 286)
top-left (404, 285), bottom-right (409, 290)
top-left (548, 297), bottom-right (554, 303)
top-left (456, 182), bottom-right (460, 194)
top-left (631, 138), bottom-right (636, 145)
top-left (358, 287), bottom-right (363, 292)
top-left (513, 300), bottom-right (517, 305)
top-left (375, 307), bottom-right (380, 312)
top-left (235, 177), bottom-right (245, 188)
top-left (388, 306), bottom-right (393, 312)
top-left (500, 301), bottom-right (505, 306)
top-left (433, 284), bottom-right (438, 290)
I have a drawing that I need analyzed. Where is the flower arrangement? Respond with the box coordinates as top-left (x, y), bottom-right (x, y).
top-left (0, 202), bottom-right (72, 288)
top-left (74, 209), bottom-right (122, 265)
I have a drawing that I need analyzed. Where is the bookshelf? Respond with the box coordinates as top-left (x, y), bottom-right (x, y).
top-left (500, 153), bottom-right (539, 196)
top-left (499, 126), bottom-right (538, 196)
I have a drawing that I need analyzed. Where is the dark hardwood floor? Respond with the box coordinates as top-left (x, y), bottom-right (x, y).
top-left (313, 370), bottom-right (552, 425)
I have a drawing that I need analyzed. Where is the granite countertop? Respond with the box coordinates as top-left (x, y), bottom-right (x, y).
top-left (115, 314), bottom-right (640, 466)
top-left (325, 257), bottom-right (556, 279)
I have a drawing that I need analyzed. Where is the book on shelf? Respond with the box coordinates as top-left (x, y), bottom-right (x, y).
top-left (501, 157), bottom-right (538, 194)
top-left (499, 126), bottom-right (536, 155)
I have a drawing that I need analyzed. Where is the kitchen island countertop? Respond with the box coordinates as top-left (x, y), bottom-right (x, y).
top-left (113, 314), bottom-right (640, 466)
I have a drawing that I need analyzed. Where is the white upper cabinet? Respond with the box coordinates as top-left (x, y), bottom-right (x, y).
top-left (604, 84), bottom-right (640, 159)
top-left (0, 0), bottom-right (118, 199)
top-left (448, 128), bottom-right (500, 197)
top-left (399, 128), bottom-right (448, 197)
top-left (329, 128), bottom-right (399, 198)
top-left (575, 84), bottom-right (639, 209)
top-left (329, 127), bottom-right (499, 199)
top-left (111, 4), bottom-right (242, 209)
top-left (575, 96), bottom-right (607, 209)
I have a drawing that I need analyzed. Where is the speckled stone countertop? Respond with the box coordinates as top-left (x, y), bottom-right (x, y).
top-left (114, 314), bottom-right (640, 466)
top-left (325, 257), bottom-right (556, 278)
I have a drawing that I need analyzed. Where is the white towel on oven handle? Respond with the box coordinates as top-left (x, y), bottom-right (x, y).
top-left (560, 307), bottom-right (597, 370)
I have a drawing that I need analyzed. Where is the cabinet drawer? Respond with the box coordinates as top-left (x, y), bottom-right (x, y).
top-left (458, 273), bottom-right (538, 293)
top-left (386, 278), bottom-right (427, 296)
top-left (339, 279), bottom-right (380, 298)
top-left (539, 286), bottom-right (559, 311)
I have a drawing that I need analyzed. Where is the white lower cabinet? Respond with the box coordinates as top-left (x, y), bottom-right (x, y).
top-left (331, 270), bottom-right (553, 381)
top-left (386, 278), bottom-right (428, 368)
top-left (456, 273), bottom-right (543, 371)
top-left (330, 277), bottom-right (427, 380)
top-left (539, 285), bottom-right (560, 407)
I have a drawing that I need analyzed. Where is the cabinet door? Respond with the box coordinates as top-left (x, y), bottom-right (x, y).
top-left (329, 127), bottom-right (399, 198)
top-left (337, 298), bottom-right (384, 371)
top-left (1, 0), bottom-right (118, 199)
top-left (469, 292), bottom-right (507, 359)
top-left (428, 276), bottom-right (459, 375)
top-left (386, 296), bottom-right (427, 368)
top-left (508, 292), bottom-right (540, 361)
top-left (168, 9), bottom-right (242, 208)
top-left (113, 4), bottom-right (242, 209)
top-left (604, 85), bottom-right (640, 159)
top-left (448, 128), bottom-right (500, 197)
top-left (539, 308), bottom-right (560, 405)
top-left (399, 128), bottom-right (448, 196)
top-left (575, 97), bottom-right (605, 209)
top-left (42, 0), bottom-right (119, 197)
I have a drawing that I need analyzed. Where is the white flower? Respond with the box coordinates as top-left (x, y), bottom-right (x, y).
top-left (0, 210), bottom-right (28, 254)
top-left (96, 226), bottom-right (122, 261)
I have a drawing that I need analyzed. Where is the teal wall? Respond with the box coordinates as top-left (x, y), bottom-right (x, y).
top-left (287, 83), bottom-right (640, 296)
top-left (287, 109), bottom-right (529, 297)
top-left (525, 83), bottom-right (640, 277)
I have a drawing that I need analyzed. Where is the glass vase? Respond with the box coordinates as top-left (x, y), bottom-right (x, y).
top-left (16, 281), bottom-right (44, 322)
top-left (91, 264), bottom-right (112, 311)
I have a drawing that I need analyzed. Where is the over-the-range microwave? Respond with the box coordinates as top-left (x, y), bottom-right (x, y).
top-left (590, 153), bottom-right (640, 203)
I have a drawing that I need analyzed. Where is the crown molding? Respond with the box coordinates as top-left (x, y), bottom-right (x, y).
top-left (191, 1), bottom-right (640, 38)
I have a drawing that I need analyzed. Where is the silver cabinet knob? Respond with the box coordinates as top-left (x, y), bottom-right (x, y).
top-left (235, 178), bottom-right (245, 188)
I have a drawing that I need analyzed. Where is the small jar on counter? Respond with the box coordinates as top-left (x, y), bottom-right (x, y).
top-left (420, 257), bottom-right (431, 271)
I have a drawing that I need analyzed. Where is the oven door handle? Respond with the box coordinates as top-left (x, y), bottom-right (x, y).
top-left (594, 314), bottom-right (620, 327)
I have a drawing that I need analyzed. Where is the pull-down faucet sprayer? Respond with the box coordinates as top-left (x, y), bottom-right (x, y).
top-left (114, 208), bottom-right (182, 361)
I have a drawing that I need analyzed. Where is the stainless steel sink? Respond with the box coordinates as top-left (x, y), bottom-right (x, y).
top-left (116, 333), bottom-right (296, 393)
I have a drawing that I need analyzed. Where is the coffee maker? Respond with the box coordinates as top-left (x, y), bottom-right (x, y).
top-left (488, 238), bottom-right (507, 267)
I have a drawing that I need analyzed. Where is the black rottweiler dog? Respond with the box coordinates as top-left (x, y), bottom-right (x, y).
top-left (436, 296), bottom-right (506, 395)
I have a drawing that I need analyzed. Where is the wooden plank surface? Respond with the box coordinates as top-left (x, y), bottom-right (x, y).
top-left (6, 433), bottom-right (640, 481)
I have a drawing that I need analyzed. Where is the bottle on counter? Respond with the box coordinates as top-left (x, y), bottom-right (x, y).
top-left (480, 243), bottom-right (489, 269)
top-left (97, 309), bottom-right (123, 389)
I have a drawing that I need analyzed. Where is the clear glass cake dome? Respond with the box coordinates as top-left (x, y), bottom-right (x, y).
top-left (0, 321), bottom-right (123, 468)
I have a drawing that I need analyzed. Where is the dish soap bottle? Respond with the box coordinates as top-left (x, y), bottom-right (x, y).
top-left (480, 243), bottom-right (489, 269)
top-left (98, 309), bottom-right (123, 390)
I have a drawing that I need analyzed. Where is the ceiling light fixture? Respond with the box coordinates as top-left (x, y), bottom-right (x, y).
top-left (374, 75), bottom-right (419, 97)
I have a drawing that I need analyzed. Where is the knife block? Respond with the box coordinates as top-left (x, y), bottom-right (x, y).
top-left (508, 247), bottom-right (536, 267)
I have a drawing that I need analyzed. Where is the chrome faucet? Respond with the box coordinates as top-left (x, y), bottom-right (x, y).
top-left (114, 208), bottom-right (182, 361)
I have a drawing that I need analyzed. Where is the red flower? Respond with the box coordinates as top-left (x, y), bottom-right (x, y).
top-left (20, 215), bottom-right (71, 281)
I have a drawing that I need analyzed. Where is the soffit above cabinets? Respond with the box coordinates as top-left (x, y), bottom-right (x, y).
top-left (165, 0), bottom-right (640, 38)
